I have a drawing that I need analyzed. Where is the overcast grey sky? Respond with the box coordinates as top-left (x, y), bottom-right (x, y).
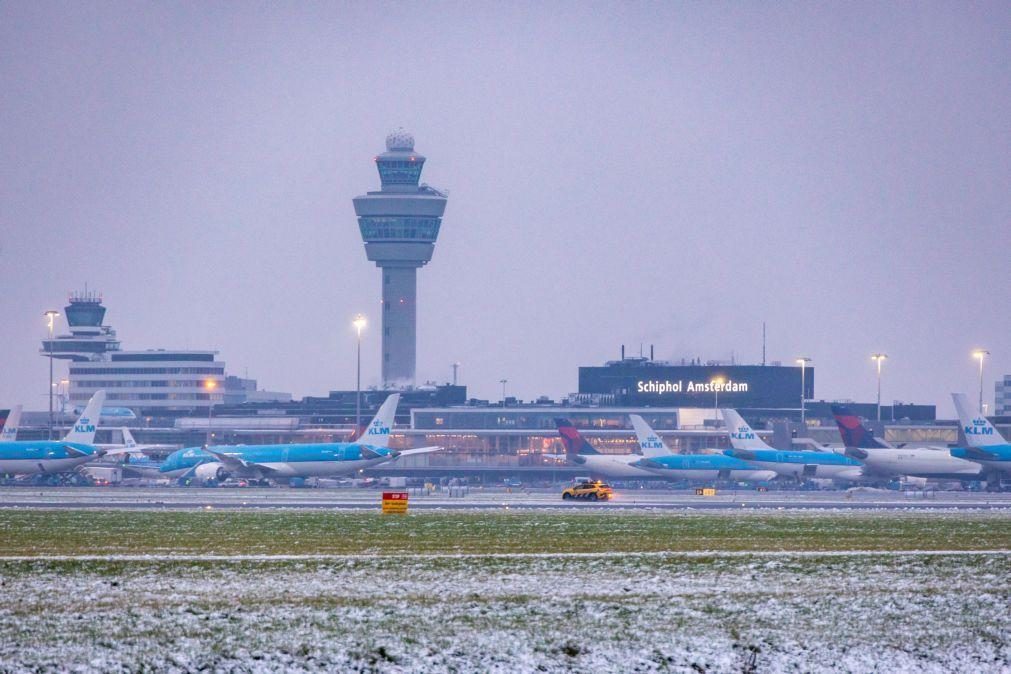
top-left (1, 2), bottom-right (1008, 416)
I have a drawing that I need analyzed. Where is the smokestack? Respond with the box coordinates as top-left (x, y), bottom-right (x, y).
top-left (621, 344), bottom-right (625, 360)
top-left (650, 344), bottom-right (654, 361)
top-left (762, 322), bottom-right (767, 366)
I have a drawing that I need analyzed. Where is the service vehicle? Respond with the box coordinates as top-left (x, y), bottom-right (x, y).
top-left (562, 480), bottom-right (613, 501)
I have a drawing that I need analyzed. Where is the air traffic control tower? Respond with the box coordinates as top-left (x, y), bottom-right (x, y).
top-left (353, 129), bottom-right (448, 386)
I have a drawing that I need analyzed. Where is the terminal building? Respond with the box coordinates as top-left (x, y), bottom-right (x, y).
top-left (40, 291), bottom-right (288, 418)
top-left (578, 355), bottom-right (812, 412)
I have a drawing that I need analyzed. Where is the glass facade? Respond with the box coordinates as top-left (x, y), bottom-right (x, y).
top-left (413, 409), bottom-right (680, 431)
top-left (377, 159), bottom-right (423, 185)
top-left (69, 367), bottom-right (224, 375)
top-left (358, 216), bottom-right (440, 241)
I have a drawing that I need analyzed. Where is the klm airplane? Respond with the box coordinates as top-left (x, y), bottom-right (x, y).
top-left (720, 408), bottom-right (864, 481)
top-left (552, 417), bottom-right (663, 478)
top-left (0, 392), bottom-right (106, 475)
top-left (628, 415), bottom-right (775, 482)
top-left (160, 394), bottom-right (442, 484)
top-left (950, 392), bottom-right (1011, 477)
top-left (1, 405), bottom-right (22, 441)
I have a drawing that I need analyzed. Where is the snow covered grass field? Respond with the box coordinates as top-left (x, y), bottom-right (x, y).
top-left (3, 509), bottom-right (1011, 555)
top-left (1, 511), bottom-right (1009, 671)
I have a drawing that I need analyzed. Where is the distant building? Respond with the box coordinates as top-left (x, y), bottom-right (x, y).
top-left (41, 291), bottom-right (287, 417)
top-left (997, 375), bottom-right (1011, 416)
top-left (579, 357), bottom-right (813, 410)
top-left (69, 350), bottom-right (226, 414)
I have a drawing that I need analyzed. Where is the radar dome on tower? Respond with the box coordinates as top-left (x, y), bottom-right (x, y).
top-left (385, 128), bottom-right (415, 152)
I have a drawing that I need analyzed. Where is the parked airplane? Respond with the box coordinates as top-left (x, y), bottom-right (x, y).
top-left (831, 404), bottom-right (981, 481)
top-left (0, 392), bottom-right (107, 475)
top-left (159, 394), bottom-right (441, 483)
top-left (627, 415), bottom-right (775, 482)
top-left (950, 392), bottom-right (1011, 476)
top-left (1, 405), bottom-right (22, 442)
top-left (553, 418), bottom-right (659, 478)
top-left (720, 408), bottom-right (864, 481)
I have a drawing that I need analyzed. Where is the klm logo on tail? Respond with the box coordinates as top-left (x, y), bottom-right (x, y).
top-left (75, 417), bottom-right (96, 434)
top-left (731, 426), bottom-right (756, 441)
top-left (366, 420), bottom-right (390, 437)
top-left (966, 418), bottom-right (995, 437)
top-left (641, 435), bottom-right (664, 451)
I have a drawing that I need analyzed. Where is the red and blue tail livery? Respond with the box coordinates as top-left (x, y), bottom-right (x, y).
top-left (553, 418), bottom-right (601, 455)
top-left (831, 405), bottom-right (888, 449)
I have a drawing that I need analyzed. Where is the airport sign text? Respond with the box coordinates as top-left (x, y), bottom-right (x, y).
top-left (637, 380), bottom-right (750, 395)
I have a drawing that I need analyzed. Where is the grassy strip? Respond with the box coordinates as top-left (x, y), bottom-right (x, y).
top-left (0, 510), bottom-right (1009, 555)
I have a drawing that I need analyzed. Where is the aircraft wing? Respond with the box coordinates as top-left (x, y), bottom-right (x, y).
top-left (394, 446), bottom-right (443, 458)
top-left (200, 448), bottom-right (280, 476)
top-left (201, 448), bottom-right (254, 470)
top-left (102, 447), bottom-right (146, 457)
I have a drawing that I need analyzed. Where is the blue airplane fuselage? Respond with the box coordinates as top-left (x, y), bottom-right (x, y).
top-left (632, 453), bottom-right (774, 481)
top-left (723, 449), bottom-right (864, 480)
top-left (0, 441), bottom-right (101, 475)
top-left (160, 443), bottom-right (396, 479)
top-left (950, 444), bottom-right (1011, 474)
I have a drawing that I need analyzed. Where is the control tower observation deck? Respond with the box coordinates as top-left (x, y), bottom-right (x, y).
top-left (353, 129), bottom-right (448, 386)
top-left (40, 290), bottom-right (121, 362)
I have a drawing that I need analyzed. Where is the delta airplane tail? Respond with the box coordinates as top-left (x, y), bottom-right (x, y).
top-left (952, 393), bottom-right (1006, 448)
top-left (628, 415), bottom-right (670, 458)
top-left (554, 418), bottom-right (600, 456)
top-left (831, 404), bottom-right (889, 449)
top-left (1, 405), bottom-right (22, 442)
top-left (720, 409), bottom-right (772, 451)
top-left (359, 393), bottom-right (400, 448)
top-left (63, 391), bottom-right (106, 445)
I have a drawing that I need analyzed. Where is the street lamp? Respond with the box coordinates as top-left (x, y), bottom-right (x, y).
top-left (203, 379), bottom-right (217, 447)
top-left (796, 357), bottom-right (811, 425)
top-left (871, 354), bottom-right (887, 422)
top-left (353, 314), bottom-right (367, 436)
top-left (710, 376), bottom-right (725, 424)
top-left (44, 310), bottom-right (60, 440)
top-left (973, 349), bottom-right (989, 414)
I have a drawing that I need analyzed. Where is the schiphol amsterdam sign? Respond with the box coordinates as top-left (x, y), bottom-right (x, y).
top-left (636, 379), bottom-right (750, 395)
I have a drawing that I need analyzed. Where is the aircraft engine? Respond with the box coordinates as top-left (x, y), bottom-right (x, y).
top-left (194, 462), bottom-right (228, 484)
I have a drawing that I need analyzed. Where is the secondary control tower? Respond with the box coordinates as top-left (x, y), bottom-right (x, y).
top-left (353, 129), bottom-right (448, 386)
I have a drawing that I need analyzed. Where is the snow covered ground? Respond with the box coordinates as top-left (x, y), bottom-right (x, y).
top-left (2, 551), bottom-right (1008, 672)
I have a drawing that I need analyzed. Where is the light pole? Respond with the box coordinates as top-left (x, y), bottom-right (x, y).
top-left (871, 354), bottom-right (887, 421)
top-left (203, 379), bottom-right (217, 447)
top-left (710, 376), bottom-right (725, 425)
top-left (58, 379), bottom-right (69, 415)
top-left (796, 357), bottom-right (811, 425)
top-left (353, 314), bottom-right (367, 436)
top-left (973, 349), bottom-right (989, 414)
top-left (500, 379), bottom-right (508, 403)
top-left (44, 310), bottom-right (60, 440)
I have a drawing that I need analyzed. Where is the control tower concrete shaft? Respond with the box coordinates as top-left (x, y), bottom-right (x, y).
top-left (353, 129), bottom-right (448, 386)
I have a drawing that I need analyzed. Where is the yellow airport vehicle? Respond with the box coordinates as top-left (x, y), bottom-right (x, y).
top-left (562, 481), bottom-right (613, 501)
